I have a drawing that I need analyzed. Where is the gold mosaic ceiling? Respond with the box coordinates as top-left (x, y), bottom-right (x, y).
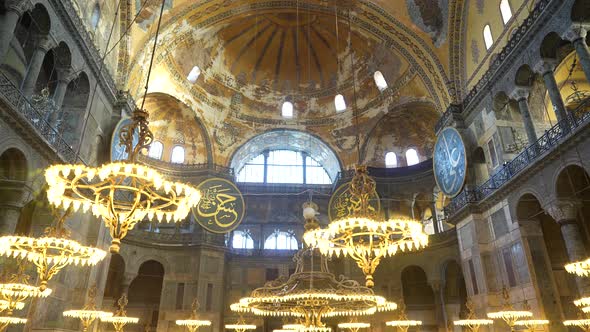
top-left (123, 0), bottom-right (452, 166)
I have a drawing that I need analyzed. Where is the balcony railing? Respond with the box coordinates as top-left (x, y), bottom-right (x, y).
top-left (445, 99), bottom-right (590, 217)
top-left (0, 72), bottom-right (78, 164)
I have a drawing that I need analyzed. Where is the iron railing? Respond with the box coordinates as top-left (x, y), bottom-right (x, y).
top-left (445, 99), bottom-right (590, 217)
top-left (0, 72), bottom-right (78, 164)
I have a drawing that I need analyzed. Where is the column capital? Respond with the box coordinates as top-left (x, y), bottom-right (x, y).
top-left (5, 0), bottom-right (32, 15)
top-left (55, 66), bottom-right (73, 83)
top-left (534, 58), bottom-right (558, 75)
top-left (430, 279), bottom-right (443, 292)
top-left (510, 86), bottom-right (531, 101)
top-left (562, 25), bottom-right (589, 43)
top-left (32, 35), bottom-right (55, 52)
top-left (544, 199), bottom-right (581, 223)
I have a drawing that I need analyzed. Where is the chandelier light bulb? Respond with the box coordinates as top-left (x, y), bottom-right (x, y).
top-left (334, 94), bottom-right (346, 112)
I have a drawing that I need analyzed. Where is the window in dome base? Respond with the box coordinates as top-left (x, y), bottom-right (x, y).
top-left (187, 66), bottom-right (201, 83)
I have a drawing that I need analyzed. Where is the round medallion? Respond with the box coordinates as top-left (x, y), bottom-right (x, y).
top-left (192, 178), bottom-right (245, 233)
top-left (110, 117), bottom-right (139, 162)
top-left (433, 127), bottom-right (467, 198)
top-left (328, 181), bottom-right (381, 221)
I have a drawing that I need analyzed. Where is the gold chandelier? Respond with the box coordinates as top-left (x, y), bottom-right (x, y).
top-left (304, 165), bottom-right (428, 287)
top-left (385, 301), bottom-right (422, 332)
top-left (176, 299), bottom-right (211, 332)
top-left (566, 258), bottom-right (590, 277)
top-left (100, 294), bottom-right (139, 332)
top-left (224, 315), bottom-right (256, 332)
top-left (0, 208), bottom-right (106, 290)
top-left (513, 319), bottom-right (549, 329)
top-left (43, 0), bottom-right (201, 254)
top-left (452, 299), bottom-right (493, 332)
top-left (486, 287), bottom-right (532, 329)
top-left (0, 269), bottom-right (51, 316)
top-left (63, 285), bottom-right (113, 332)
top-left (564, 318), bottom-right (590, 331)
top-left (338, 320), bottom-right (371, 332)
top-left (0, 316), bottom-right (26, 332)
top-left (231, 248), bottom-right (396, 330)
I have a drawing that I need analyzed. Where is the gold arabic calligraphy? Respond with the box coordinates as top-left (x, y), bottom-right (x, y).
top-left (197, 184), bottom-right (239, 228)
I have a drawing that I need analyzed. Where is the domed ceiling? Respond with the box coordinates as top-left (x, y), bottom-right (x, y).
top-left (121, 0), bottom-right (453, 167)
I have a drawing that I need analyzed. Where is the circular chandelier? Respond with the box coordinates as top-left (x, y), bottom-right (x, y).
top-left (0, 270), bottom-right (52, 316)
top-left (63, 285), bottom-right (112, 332)
top-left (43, 0), bottom-right (201, 254)
top-left (231, 248), bottom-right (396, 329)
top-left (282, 324), bottom-right (305, 330)
top-left (564, 319), bottom-right (590, 331)
top-left (225, 315), bottom-right (256, 332)
top-left (514, 319), bottom-right (549, 329)
top-left (304, 165), bottom-right (428, 287)
top-left (565, 258), bottom-right (590, 277)
top-left (486, 287), bottom-right (532, 328)
top-left (452, 299), bottom-right (492, 332)
top-left (0, 208), bottom-right (106, 290)
top-left (0, 316), bottom-right (26, 332)
top-left (176, 299), bottom-right (211, 332)
top-left (385, 301), bottom-right (422, 332)
top-left (100, 294), bottom-right (139, 332)
top-left (338, 321), bottom-right (370, 332)
top-left (0, 300), bottom-right (24, 312)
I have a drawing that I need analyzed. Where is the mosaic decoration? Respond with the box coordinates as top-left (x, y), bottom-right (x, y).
top-left (192, 178), bottom-right (244, 234)
top-left (433, 127), bottom-right (467, 198)
top-left (406, 0), bottom-right (449, 47)
top-left (135, 0), bottom-right (173, 30)
top-left (110, 117), bottom-right (139, 162)
top-left (471, 40), bottom-right (480, 65)
top-left (328, 181), bottom-right (381, 222)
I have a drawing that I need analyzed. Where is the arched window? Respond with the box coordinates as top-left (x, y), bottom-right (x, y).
top-left (232, 230), bottom-right (254, 249)
top-left (373, 71), bottom-right (388, 92)
top-left (483, 25), bottom-right (494, 50)
top-left (148, 141), bottom-right (163, 160)
top-left (171, 146), bottom-right (185, 164)
top-left (264, 231), bottom-right (298, 250)
top-left (406, 149), bottom-right (420, 166)
top-left (334, 94), bottom-right (346, 112)
top-left (282, 101), bottom-right (294, 118)
top-left (187, 66), bottom-right (201, 83)
top-left (500, 0), bottom-right (512, 25)
top-left (236, 150), bottom-right (332, 184)
top-left (385, 152), bottom-right (397, 168)
top-left (90, 3), bottom-right (101, 29)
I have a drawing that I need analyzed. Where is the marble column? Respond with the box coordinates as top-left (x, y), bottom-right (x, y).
top-left (563, 27), bottom-right (590, 82)
top-left (535, 59), bottom-right (568, 122)
top-left (21, 36), bottom-right (54, 98)
top-left (52, 67), bottom-right (71, 108)
top-left (0, 1), bottom-right (29, 63)
top-left (511, 87), bottom-right (537, 145)
top-left (430, 280), bottom-right (448, 331)
top-left (0, 206), bottom-right (21, 234)
top-left (545, 199), bottom-right (589, 295)
top-left (431, 201), bottom-right (441, 234)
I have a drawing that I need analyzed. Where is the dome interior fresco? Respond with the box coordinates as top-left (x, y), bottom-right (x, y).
top-left (361, 102), bottom-right (439, 167)
top-left (141, 93), bottom-right (210, 164)
top-left (115, 0), bottom-right (465, 168)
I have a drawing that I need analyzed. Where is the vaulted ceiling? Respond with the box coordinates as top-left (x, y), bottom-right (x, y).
top-left (114, 0), bottom-right (460, 167)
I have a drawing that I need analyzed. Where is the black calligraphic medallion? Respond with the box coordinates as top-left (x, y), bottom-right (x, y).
top-left (328, 181), bottom-right (381, 222)
top-left (433, 127), bottom-right (467, 198)
top-left (192, 178), bottom-right (245, 233)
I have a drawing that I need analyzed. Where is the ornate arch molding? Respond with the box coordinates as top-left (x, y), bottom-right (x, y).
top-left (143, 92), bottom-right (214, 164)
top-left (448, 0), bottom-right (467, 103)
top-left (228, 129), bottom-right (343, 180)
top-left (359, 100), bottom-right (439, 163)
top-left (126, 0), bottom-right (451, 110)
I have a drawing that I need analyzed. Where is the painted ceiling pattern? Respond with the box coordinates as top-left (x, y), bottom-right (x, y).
top-left (107, 0), bottom-right (470, 168)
